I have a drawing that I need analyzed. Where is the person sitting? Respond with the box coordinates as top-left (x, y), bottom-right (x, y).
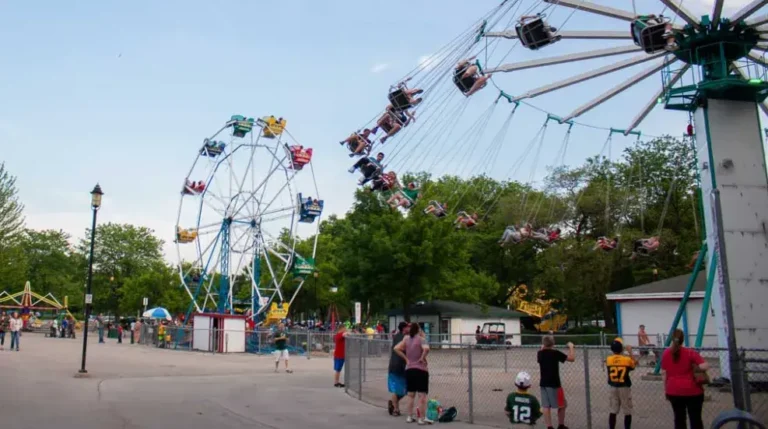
top-left (387, 182), bottom-right (419, 209)
top-left (454, 211), bottom-right (478, 229)
top-left (340, 129), bottom-right (372, 157)
top-left (518, 14), bottom-right (559, 43)
top-left (499, 225), bottom-right (523, 246)
top-left (289, 145), bottom-right (313, 170)
top-left (370, 171), bottom-right (398, 192)
top-left (193, 181), bottom-right (205, 193)
top-left (348, 152), bottom-right (384, 185)
top-left (519, 223), bottom-right (534, 239)
top-left (631, 236), bottom-right (660, 260)
top-left (201, 139), bottom-right (225, 156)
top-left (453, 57), bottom-right (490, 97)
top-left (530, 227), bottom-right (561, 243)
top-left (636, 14), bottom-right (677, 51)
top-left (547, 228), bottom-right (561, 242)
top-left (372, 105), bottom-right (414, 144)
top-left (423, 201), bottom-right (447, 218)
top-left (389, 78), bottom-right (424, 111)
top-left (595, 236), bottom-right (620, 251)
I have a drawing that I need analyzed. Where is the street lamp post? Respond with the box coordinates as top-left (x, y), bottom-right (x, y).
top-left (79, 184), bottom-right (103, 374)
top-left (313, 271), bottom-right (319, 322)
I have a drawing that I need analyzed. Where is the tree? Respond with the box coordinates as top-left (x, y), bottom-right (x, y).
top-left (20, 229), bottom-right (81, 301)
top-left (0, 163), bottom-right (24, 245)
top-left (77, 223), bottom-right (165, 315)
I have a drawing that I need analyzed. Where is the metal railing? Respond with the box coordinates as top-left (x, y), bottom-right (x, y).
top-left (345, 337), bottom-right (768, 428)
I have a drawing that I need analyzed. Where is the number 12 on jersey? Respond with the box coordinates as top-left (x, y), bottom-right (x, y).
top-left (512, 404), bottom-right (532, 423)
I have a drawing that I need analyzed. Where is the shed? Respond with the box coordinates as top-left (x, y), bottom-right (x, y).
top-left (606, 273), bottom-right (718, 347)
top-left (387, 300), bottom-right (525, 346)
top-left (192, 313), bottom-right (247, 353)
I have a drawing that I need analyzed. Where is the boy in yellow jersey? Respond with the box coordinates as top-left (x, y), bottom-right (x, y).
top-left (605, 338), bottom-right (637, 429)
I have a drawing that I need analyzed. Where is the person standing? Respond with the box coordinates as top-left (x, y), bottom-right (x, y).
top-left (606, 338), bottom-right (637, 429)
top-left (96, 313), bottom-right (105, 343)
top-left (9, 311), bottom-right (23, 351)
top-left (0, 310), bottom-right (7, 350)
top-left (117, 323), bottom-right (123, 344)
top-left (333, 325), bottom-right (348, 387)
top-left (273, 323), bottom-right (292, 373)
top-left (394, 322), bottom-right (430, 424)
top-left (537, 336), bottom-right (575, 429)
top-left (387, 322), bottom-right (409, 416)
top-left (661, 329), bottom-right (708, 429)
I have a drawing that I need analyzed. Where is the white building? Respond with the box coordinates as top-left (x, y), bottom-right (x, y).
top-left (606, 273), bottom-right (718, 347)
top-left (387, 300), bottom-right (524, 346)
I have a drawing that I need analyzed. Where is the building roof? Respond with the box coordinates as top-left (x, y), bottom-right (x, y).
top-left (387, 300), bottom-right (526, 319)
top-left (606, 272), bottom-right (707, 301)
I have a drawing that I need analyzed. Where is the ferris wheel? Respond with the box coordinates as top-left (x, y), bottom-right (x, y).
top-left (175, 115), bottom-right (321, 321)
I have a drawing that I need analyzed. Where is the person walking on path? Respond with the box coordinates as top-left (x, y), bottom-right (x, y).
top-left (9, 311), bottom-right (23, 351)
top-left (537, 336), bottom-right (575, 429)
top-left (606, 338), bottom-right (637, 429)
top-left (96, 314), bottom-right (105, 343)
top-left (661, 329), bottom-right (709, 429)
top-left (387, 322), bottom-right (409, 416)
top-left (273, 323), bottom-right (292, 373)
top-left (117, 323), bottom-right (123, 344)
top-left (67, 316), bottom-right (76, 339)
top-left (394, 322), bottom-right (430, 425)
top-left (333, 325), bottom-right (349, 387)
top-left (0, 311), bottom-right (8, 350)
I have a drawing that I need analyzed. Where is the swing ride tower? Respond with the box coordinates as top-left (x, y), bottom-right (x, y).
top-left (483, 0), bottom-right (768, 384)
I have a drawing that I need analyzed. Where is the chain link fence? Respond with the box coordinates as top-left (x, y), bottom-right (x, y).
top-left (345, 337), bottom-right (768, 428)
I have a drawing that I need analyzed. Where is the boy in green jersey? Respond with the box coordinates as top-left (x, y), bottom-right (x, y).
top-left (505, 371), bottom-right (542, 426)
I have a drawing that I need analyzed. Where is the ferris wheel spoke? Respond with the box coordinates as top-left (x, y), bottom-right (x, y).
top-left (542, 0), bottom-right (635, 22)
top-left (747, 50), bottom-right (768, 68)
top-left (288, 278), bottom-right (306, 307)
top-left (254, 171), bottom-right (299, 217)
top-left (746, 14), bottom-right (768, 28)
top-left (485, 30), bottom-right (632, 40)
top-left (731, 0), bottom-right (768, 25)
top-left (659, 0), bottom-right (700, 29)
top-left (712, 0), bottom-right (726, 24)
top-left (486, 45), bottom-right (640, 74)
top-left (508, 51), bottom-right (665, 102)
top-left (254, 145), bottom-right (291, 213)
top-left (626, 63), bottom-right (690, 134)
top-left (231, 156), bottom-right (292, 219)
top-left (261, 246), bottom-right (285, 301)
top-left (200, 189), bottom-right (230, 216)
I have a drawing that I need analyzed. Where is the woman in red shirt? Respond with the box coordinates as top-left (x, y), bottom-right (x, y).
top-left (661, 329), bottom-right (709, 429)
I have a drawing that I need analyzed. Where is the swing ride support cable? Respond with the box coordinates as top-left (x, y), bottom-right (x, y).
top-left (541, 0), bottom-right (637, 22)
top-left (695, 251), bottom-right (718, 349)
top-left (484, 30), bottom-right (632, 40)
top-left (425, 101), bottom-right (495, 177)
top-left (659, 0), bottom-right (701, 29)
top-left (626, 64), bottom-right (691, 134)
top-left (653, 242), bottom-right (707, 375)
top-left (521, 122), bottom-right (550, 221)
top-left (656, 176), bottom-right (678, 236)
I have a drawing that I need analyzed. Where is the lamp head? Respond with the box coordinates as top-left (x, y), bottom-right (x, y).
top-left (91, 184), bottom-right (104, 209)
top-left (313, 271), bottom-right (319, 278)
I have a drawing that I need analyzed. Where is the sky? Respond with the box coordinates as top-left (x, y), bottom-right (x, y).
top-left (1, 0), bottom-right (765, 261)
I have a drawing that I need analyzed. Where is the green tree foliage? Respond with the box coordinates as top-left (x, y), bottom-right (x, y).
top-left (20, 229), bottom-right (82, 306)
top-left (0, 163), bottom-right (24, 245)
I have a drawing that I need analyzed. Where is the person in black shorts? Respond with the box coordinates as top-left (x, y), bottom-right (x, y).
top-left (453, 56), bottom-right (490, 97)
top-left (373, 105), bottom-right (414, 144)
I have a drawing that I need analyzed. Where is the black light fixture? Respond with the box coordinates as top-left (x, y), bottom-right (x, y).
top-left (79, 183), bottom-right (103, 374)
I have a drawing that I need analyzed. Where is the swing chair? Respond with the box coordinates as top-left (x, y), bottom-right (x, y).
top-left (516, 13), bottom-right (561, 50)
top-left (630, 15), bottom-right (673, 54)
top-left (387, 78), bottom-right (422, 113)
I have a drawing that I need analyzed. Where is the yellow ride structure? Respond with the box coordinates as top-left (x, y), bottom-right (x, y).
top-left (260, 115), bottom-right (287, 139)
top-left (0, 281), bottom-right (76, 327)
top-left (263, 302), bottom-right (289, 327)
top-left (508, 285), bottom-right (567, 332)
top-left (176, 227), bottom-right (198, 243)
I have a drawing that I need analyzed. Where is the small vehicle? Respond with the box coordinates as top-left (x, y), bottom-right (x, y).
top-left (475, 322), bottom-right (512, 348)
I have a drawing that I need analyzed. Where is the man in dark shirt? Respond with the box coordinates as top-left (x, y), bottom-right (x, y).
top-left (537, 336), bottom-right (575, 429)
top-left (387, 321), bottom-right (409, 416)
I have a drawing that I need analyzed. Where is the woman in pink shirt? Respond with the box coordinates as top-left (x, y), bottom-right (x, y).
top-left (394, 322), bottom-right (430, 424)
top-left (661, 329), bottom-right (708, 429)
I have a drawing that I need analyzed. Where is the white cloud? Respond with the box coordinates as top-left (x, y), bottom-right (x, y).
top-left (417, 52), bottom-right (452, 72)
top-left (370, 63), bottom-right (390, 73)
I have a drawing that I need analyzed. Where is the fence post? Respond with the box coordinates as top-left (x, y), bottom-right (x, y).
top-left (583, 346), bottom-right (593, 429)
top-left (504, 344), bottom-right (508, 373)
top-left (307, 330), bottom-right (312, 360)
top-left (740, 350), bottom-right (752, 413)
top-left (358, 338), bottom-right (363, 400)
top-left (363, 338), bottom-right (368, 383)
top-left (468, 345), bottom-right (474, 424)
top-left (460, 345), bottom-right (464, 374)
top-left (225, 333), bottom-right (229, 353)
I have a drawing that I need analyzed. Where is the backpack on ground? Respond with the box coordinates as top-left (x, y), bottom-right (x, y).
top-left (438, 406), bottom-right (458, 423)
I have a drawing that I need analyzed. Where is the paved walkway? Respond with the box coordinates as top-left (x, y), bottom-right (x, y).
top-left (1, 334), bottom-right (474, 429)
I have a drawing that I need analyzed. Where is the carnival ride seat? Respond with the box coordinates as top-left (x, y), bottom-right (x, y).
top-left (289, 146), bottom-right (313, 170)
top-left (291, 255), bottom-right (315, 278)
top-left (630, 16), bottom-right (670, 54)
top-left (516, 15), bottom-right (561, 50)
top-left (200, 139), bottom-right (225, 157)
top-left (183, 180), bottom-right (206, 195)
top-left (388, 88), bottom-right (414, 112)
top-left (298, 193), bottom-right (324, 223)
top-left (176, 227), bottom-right (198, 243)
top-left (230, 115), bottom-right (255, 138)
top-left (262, 116), bottom-right (287, 138)
top-left (264, 302), bottom-right (289, 327)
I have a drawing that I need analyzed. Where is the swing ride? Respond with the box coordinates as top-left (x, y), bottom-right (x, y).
top-left (176, 114), bottom-right (322, 325)
top-left (327, 0), bottom-right (768, 382)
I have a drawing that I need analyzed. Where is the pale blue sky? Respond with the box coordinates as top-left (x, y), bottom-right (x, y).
top-left (1, 0), bottom-right (763, 259)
